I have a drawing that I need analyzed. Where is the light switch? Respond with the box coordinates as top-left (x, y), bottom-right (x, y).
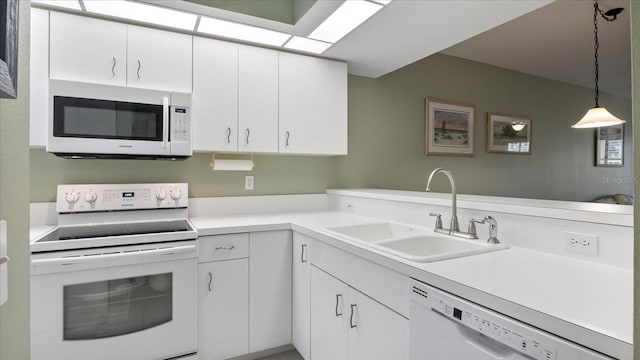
top-left (0, 220), bottom-right (7, 306)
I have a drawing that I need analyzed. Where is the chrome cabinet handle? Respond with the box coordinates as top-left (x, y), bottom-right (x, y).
top-left (226, 127), bottom-right (232, 144)
top-left (0, 256), bottom-right (8, 265)
top-left (207, 272), bottom-right (213, 292)
top-left (137, 59), bottom-right (141, 79)
top-left (245, 128), bottom-right (250, 145)
top-left (111, 56), bottom-right (116, 76)
top-left (350, 304), bottom-right (357, 328)
top-left (214, 245), bottom-right (235, 251)
top-left (285, 131), bottom-right (290, 147)
top-left (301, 244), bottom-right (307, 263)
top-left (335, 294), bottom-right (343, 317)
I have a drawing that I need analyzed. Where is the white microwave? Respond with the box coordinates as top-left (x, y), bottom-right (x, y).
top-left (47, 80), bottom-right (192, 159)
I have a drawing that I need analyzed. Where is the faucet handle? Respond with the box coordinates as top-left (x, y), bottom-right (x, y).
top-left (429, 213), bottom-right (443, 230)
top-left (467, 219), bottom-right (484, 239)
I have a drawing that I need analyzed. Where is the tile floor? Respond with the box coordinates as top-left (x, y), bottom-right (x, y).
top-left (257, 349), bottom-right (303, 360)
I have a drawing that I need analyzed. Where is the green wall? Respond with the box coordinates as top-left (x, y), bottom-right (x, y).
top-left (337, 53), bottom-right (632, 202)
top-left (0, 2), bottom-right (30, 359)
top-left (30, 151), bottom-right (337, 202)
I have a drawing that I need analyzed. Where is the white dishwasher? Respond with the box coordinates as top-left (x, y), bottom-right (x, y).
top-left (410, 279), bottom-right (613, 360)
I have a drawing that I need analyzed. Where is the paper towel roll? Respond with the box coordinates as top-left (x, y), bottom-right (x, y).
top-left (211, 159), bottom-right (255, 171)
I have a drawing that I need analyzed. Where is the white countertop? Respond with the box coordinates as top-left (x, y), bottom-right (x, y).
top-left (191, 210), bottom-right (632, 359)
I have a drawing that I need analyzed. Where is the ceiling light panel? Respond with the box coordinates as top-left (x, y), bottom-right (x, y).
top-left (83, 0), bottom-right (198, 30)
top-left (284, 36), bottom-right (333, 54)
top-left (31, 0), bottom-right (82, 10)
top-left (370, 0), bottom-right (392, 4)
top-left (309, 0), bottom-right (383, 43)
top-left (198, 17), bottom-right (292, 47)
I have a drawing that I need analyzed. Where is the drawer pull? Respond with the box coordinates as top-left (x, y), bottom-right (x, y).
top-left (214, 246), bottom-right (235, 252)
top-left (335, 294), bottom-right (343, 317)
top-left (207, 272), bottom-right (213, 292)
top-left (301, 244), bottom-right (307, 263)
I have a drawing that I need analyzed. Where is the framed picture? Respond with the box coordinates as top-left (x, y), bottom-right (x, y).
top-left (595, 124), bottom-right (623, 167)
top-left (425, 98), bottom-right (474, 156)
top-left (486, 113), bottom-right (531, 154)
top-left (0, 0), bottom-right (19, 99)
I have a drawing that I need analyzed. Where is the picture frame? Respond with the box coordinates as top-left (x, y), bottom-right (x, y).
top-left (0, 0), bottom-right (19, 99)
top-left (425, 98), bottom-right (474, 156)
top-left (486, 113), bottom-right (531, 154)
top-left (595, 124), bottom-right (623, 167)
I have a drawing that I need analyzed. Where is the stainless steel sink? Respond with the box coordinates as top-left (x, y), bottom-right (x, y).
top-left (324, 222), bottom-right (508, 263)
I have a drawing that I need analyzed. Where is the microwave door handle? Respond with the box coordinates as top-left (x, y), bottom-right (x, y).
top-left (162, 96), bottom-right (169, 149)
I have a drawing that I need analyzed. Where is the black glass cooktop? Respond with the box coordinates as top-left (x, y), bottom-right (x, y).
top-left (36, 219), bottom-right (193, 243)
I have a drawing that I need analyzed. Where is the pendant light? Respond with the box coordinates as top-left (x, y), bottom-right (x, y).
top-left (571, 1), bottom-right (625, 129)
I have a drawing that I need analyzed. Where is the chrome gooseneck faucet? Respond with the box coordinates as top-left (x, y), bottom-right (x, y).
top-left (426, 168), bottom-right (459, 233)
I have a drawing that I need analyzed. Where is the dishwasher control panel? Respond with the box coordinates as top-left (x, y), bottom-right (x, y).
top-left (410, 279), bottom-right (614, 360)
top-left (414, 285), bottom-right (555, 359)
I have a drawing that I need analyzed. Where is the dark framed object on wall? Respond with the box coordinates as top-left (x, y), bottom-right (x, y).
top-left (0, 0), bottom-right (18, 99)
top-left (595, 124), bottom-right (624, 167)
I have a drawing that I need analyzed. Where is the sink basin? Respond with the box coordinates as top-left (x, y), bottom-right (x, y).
top-left (325, 222), bottom-right (428, 243)
top-left (377, 235), bottom-right (507, 263)
top-left (323, 222), bottom-right (508, 263)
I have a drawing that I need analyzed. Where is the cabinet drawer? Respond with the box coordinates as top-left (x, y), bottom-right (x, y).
top-left (199, 233), bottom-right (249, 262)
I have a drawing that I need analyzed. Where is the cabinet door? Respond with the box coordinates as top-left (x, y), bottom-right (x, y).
top-left (30, 8), bottom-right (49, 148)
top-left (249, 231), bottom-right (292, 352)
top-left (310, 266), bottom-right (349, 360)
top-left (198, 259), bottom-right (249, 360)
top-left (127, 25), bottom-right (192, 92)
top-left (192, 37), bottom-right (239, 152)
top-left (348, 288), bottom-right (409, 360)
top-left (49, 12), bottom-right (126, 86)
top-left (279, 52), bottom-right (347, 155)
top-left (238, 45), bottom-right (279, 153)
top-left (292, 233), bottom-right (311, 359)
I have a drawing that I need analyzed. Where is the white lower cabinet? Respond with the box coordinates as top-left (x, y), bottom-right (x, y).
top-left (249, 230), bottom-right (292, 352)
top-left (292, 233), bottom-right (311, 360)
top-left (198, 231), bottom-right (292, 359)
top-left (310, 265), bottom-right (409, 360)
top-left (198, 259), bottom-right (249, 360)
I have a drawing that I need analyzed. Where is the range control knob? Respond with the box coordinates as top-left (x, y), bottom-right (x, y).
top-left (170, 189), bottom-right (182, 200)
top-left (65, 192), bottom-right (79, 204)
top-left (84, 192), bottom-right (97, 204)
top-left (156, 189), bottom-right (167, 201)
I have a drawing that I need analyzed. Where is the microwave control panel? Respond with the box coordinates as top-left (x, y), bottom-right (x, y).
top-left (56, 183), bottom-right (188, 213)
top-left (171, 107), bottom-right (190, 143)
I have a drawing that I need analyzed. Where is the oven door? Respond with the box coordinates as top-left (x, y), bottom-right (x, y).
top-left (30, 242), bottom-right (198, 360)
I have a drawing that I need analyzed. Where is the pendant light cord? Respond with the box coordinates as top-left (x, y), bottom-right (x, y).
top-left (593, 2), bottom-right (600, 107)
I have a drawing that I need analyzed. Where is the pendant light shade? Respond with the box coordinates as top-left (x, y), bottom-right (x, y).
top-left (572, 106), bottom-right (625, 128)
top-left (571, 1), bottom-right (625, 129)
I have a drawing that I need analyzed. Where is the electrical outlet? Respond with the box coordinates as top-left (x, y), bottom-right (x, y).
top-left (244, 176), bottom-right (254, 191)
top-left (563, 231), bottom-right (598, 257)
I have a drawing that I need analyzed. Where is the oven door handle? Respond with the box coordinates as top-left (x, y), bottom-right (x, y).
top-left (32, 244), bottom-right (196, 272)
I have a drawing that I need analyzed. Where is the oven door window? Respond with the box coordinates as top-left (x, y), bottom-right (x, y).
top-left (63, 273), bottom-right (172, 340)
top-left (53, 96), bottom-right (163, 141)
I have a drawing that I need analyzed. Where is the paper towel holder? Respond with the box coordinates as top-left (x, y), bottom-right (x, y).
top-left (210, 153), bottom-right (255, 171)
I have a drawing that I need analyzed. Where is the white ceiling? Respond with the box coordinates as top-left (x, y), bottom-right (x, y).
top-left (442, 0), bottom-right (631, 98)
top-left (147, 0), bottom-right (631, 97)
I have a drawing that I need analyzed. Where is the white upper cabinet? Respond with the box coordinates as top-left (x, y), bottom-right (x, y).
top-left (238, 45), bottom-right (279, 153)
top-left (30, 8), bottom-right (49, 148)
top-left (50, 12), bottom-right (127, 86)
top-left (49, 12), bottom-right (192, 92)
top-left (192, 38), bottom-right (239, 152)
top-left (126, 25), bottom-right (192, 93)
top-left (279, 52), bottom-right (348, 155)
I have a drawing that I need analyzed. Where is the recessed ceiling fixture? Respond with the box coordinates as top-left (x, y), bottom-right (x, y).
top-left (284, 36), bottom-right (333, 54)
top-left (83, 0), bottom-right (198, 30)
top-left (198, 16), bottom-right (292, 47)
top-left (308, 0), bottom-right (384, 43)
top-left (571, 1), bottom-right (625, 129)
